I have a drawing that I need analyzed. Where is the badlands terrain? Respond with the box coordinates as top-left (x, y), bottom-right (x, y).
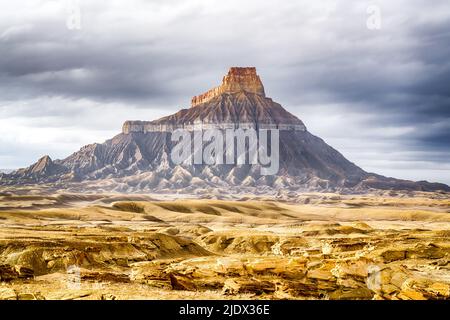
top-left (0, 187), bottom-right (449, 300)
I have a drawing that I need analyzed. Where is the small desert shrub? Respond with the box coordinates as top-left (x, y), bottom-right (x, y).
top-left (112, 202), bottom-right (145, 213)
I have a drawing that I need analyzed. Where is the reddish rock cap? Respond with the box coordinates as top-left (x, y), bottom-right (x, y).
top-left (191, 67), bottom-right (265, 107)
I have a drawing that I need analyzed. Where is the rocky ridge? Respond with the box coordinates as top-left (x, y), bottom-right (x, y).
top-left (1, 67), bottom-right (449, 193)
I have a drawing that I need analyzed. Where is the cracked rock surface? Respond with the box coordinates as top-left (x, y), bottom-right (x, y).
top-left (0, 190), bottom-right (449, 300)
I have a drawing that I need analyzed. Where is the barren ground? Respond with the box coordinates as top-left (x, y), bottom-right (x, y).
top-left (0, 187), bottom-right (449, 300)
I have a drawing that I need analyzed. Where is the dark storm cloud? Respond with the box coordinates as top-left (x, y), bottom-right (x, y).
top-left (0, 0), bottom-right (449, 183)
top-left (0, 26), bottom-right (179, 103)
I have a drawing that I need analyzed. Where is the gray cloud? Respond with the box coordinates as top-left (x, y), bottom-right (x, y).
top-left (0, 0), bottom-right (449, 183)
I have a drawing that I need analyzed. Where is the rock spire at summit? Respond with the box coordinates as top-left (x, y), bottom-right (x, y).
top-left (191, 67), bottom-right (266, 107)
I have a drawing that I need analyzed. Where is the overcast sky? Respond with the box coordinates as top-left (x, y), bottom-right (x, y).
top-left (0, 0), bottom-right (449, 184)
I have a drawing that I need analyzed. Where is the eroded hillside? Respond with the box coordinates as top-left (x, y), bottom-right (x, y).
top-left (0, 190), bottom-right (449, 300)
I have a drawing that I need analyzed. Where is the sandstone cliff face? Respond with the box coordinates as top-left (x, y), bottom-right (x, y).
top-left (191, 67), bottom-right (265, 107)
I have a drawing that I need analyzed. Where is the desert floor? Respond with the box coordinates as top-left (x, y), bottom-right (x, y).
top-left (0, 187), bottom-right (449, 300)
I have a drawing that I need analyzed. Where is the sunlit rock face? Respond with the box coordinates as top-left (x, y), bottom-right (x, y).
top-left (191, 67), bottom-right (266, 107)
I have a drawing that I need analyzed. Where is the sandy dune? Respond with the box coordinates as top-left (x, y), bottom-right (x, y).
top-left (0, 190), bottom-right (449, 300)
